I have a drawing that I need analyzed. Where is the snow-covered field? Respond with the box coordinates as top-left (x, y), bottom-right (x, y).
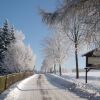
top-left (55, 71), bottom-right (100, 97)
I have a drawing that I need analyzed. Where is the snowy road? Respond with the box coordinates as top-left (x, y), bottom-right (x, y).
top-left (3, 74), bottom-right (87, 100)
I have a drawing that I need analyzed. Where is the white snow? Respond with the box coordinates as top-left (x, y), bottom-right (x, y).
top-left (3, 30), bottom-right (36, 72)
top-left (53, 71), bottom-right (100, 96)
top-left (0, 75), bottom-right (37, 100)
top-left (1, 72), bottom-right (100, 99)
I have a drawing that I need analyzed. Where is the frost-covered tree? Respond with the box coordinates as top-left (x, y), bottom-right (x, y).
top-left (0, 20), bottom-right (15, 63)
top-left (0, 20), bottom-right (36, 74)
top-left (42, 31), bottom-right (68, 76)
top-left (3, 30), bottom-right (36, 72)
top-left (41, 57), bottom-right (54, 73)
top-left (0, 20), bottom-right (16, 74)
top-left (2, 20), bottom-right (15, 45)
top-left (41, 37), bottom-right (55, 73)
top-left (53, 32), bottom-right (69, 76)
top-left (0, 28), bottom-right (5, 63)
top-left (40, 0), bottom-right (100, 78)
top-left (24, 45), bottom-right (36, 71)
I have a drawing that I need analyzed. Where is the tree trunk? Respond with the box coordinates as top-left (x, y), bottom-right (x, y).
top-left (59, 63), bottom-right (62, 76)
top-left (50, 68), bottom-right (52, 73)
top-left (75, 44), bottom-right (79, 79)
top-left (54, 64), bottom-right (56, 74)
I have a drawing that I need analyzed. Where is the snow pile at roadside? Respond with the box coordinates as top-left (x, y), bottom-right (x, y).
top-left (0, 75), bottom-right (37, 100)
top-left (62, 71), bottom-right (100, 93)
top-left (52, 71), bottom-right (100, 97)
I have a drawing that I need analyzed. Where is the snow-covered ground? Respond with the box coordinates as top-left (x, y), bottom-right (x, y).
top-left (0, 75), bottom-right (37, 100)
top-left (1, 72), bottom-right (100, 100)
top-left (54, 71), bottom-right (100, 97)
top-left (0, 74), bottom-right (87, 100)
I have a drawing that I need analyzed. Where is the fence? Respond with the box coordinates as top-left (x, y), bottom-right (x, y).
top-left (0, 71), bottom-right (33, 93)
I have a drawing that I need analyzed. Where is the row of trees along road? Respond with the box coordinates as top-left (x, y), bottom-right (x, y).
top-left (0, 20), bottom-right (36, 75)
top-left (40, 0), bottom-right (100, 78)
top-left (41, 31), bottom-right (69, 76)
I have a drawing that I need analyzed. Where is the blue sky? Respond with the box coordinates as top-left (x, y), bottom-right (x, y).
top-left (0, 0), bottom-right (86, 71)
top-left (0, 0), bottom-right (58, 70)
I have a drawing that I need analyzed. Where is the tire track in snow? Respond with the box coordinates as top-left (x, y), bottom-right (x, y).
top-left (37, 74), bottom-right (52, 100)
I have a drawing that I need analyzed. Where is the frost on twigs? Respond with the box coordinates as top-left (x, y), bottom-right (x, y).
top-left (0, 21), bottom-right (36, 73)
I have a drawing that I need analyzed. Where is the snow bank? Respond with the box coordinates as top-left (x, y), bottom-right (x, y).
top-left (0, 75), bottom-right (37, 100)
top-left (56, 71), bottom-right (100, 97)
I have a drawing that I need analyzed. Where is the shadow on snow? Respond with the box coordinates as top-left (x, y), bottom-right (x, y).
top-left (45, 74), bottom-right (100, 100)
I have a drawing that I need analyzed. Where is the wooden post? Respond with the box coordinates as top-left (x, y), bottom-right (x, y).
top-left (85, 68), bottom-right (87, 83)
top-left (59, 64), bottom-right (62, 76)
top-left (54, 64), bottom-right (56, 74)
top-left (5, 75), bottom-right (7, 89)
top-left (85, 56), bottom-right (88, 83)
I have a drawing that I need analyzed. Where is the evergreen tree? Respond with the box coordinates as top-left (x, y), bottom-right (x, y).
top-left (10, 26), bottom-right (16, 43)
top-left (2, 20), bottom-right (15, 52)
top-left (0, 20), bottom-right (16, 74)
top-left (2, 20), bottom-right (11, 48)
top-left (0, 28), bottom-right (5, 62)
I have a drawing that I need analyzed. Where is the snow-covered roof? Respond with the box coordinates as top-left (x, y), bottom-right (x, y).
top-left (82, 48), bottom-right (97, 56)
top-left (82, 48), bottom-right (100, 57)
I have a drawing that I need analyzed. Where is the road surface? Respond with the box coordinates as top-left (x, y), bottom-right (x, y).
top-left (4, 74), bottom-right (86, 100)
